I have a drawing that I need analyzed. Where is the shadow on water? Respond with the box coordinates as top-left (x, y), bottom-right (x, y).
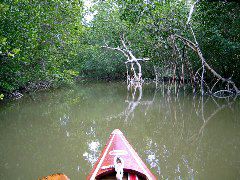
top-left (0, 82), bottom-right (239, 179)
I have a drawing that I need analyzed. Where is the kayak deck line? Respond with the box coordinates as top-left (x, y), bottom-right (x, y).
top-left (87, 129), bottom-right (156, 180)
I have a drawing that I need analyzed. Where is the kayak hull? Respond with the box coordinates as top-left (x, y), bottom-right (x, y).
top-left (87, 129), bottom-right (156, 180)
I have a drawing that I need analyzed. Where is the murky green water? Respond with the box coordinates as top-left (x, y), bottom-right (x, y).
top-left (0, 82), bottom-right (239, 179)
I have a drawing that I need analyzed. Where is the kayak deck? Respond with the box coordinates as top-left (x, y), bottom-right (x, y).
top-left (88, 129), bottom-right (156, 180)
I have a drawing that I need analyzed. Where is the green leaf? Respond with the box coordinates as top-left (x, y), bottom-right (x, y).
top-left (0, 94), bottom-right (4, 100)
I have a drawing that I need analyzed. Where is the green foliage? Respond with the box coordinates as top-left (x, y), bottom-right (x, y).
top-left (0, 93), bottom-right (4, 100)
top-left (0, 0), bottom-right (83, 93)
top-left (194, 1), bottom-right (240, 83)
top-left (1, 0), bottom-right (239, 94)
top-left (79, 1), bottom-right (130, 79)
top-left (81, 46), bottom-right (126, 79)
top-left (115, 0), bottom-right (190, 60)
top-left (80, 0), bottom-right (157, 78)
top-left (92, 0), bottom-right (240, 83)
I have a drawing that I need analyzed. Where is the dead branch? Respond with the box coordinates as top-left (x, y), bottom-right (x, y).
top-left (101, 45), bottom-right (129, 59)
top-left (176, 0), bottom-right (240, 95)
top-left (173, 34), bottom-right (240, 94)
top-left (102, 35), bottom-right (150, 82)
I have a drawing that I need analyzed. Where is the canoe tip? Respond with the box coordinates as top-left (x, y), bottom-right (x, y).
top-left (112, 129), bottom-right (123, 134)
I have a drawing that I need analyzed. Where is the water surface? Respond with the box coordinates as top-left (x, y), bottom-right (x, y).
top-left (0, 82), bottom-right (239, 179)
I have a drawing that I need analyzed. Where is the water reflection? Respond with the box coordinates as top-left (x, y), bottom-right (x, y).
top-left (124, 82), bottom-right (142, 121)
top-left (190, 95), bottom-right (238, 143)
top-left (59, 114), bottom-right (70, 126)
top-left (0, 82), bottom-right (239, 179)
top-left (83, 127), bottom-right (101, 167)
top-left (59, 114), bottom-right (71, 137)
top-left (107, 82), bottom-right (157, 122)
top-left (181, 155), bottom-right (195, 180)
top-left (106, 82), bottom-right (239, 179)
top-left (145, 138), bottom-right (161, 175)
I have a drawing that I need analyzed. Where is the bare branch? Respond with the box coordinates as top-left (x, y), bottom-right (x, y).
top-left (102, 45), bottom-right (129, 59)
top-left (102, 35), bottom-right (150, 82)
top-left (174, 34), bottom-right (197, 51)
top-left (120, 34), bottom-right (128, 50)
top-left (173, 33), bottom-right (240, 94)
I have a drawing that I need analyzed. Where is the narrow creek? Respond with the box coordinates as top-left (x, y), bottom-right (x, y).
top-left (0, 82), bottom-right (239, 179)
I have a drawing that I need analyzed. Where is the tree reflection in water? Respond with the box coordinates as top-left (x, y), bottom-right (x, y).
top-left (190, 94), bottom-right (238, 143)
top-left (106, 81), bottom-right (238, 179)
top-left (106, 81), bottom-right (157, 122)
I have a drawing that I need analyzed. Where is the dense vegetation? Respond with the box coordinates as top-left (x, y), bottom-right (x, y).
top-left (0, 0), bottom-right (239, 98)
top-left (0, 0), bottom-right (83, 94)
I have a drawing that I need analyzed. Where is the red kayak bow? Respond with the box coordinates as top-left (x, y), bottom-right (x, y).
top-left (87, 129), bottom-right (156, 180)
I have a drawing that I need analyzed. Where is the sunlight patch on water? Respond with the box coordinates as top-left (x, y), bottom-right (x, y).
top-left (83, 140), bottom-right (100, 166)
top-left (59, 114), bottom-right (70, 126)
top-left (83, 126), bottom-right (101, 167)
top-left (145, 139), bottom-right (161, 175)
